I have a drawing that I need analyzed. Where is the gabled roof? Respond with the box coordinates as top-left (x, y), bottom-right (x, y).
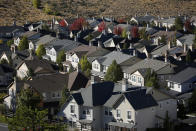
top-left (67, 71), bottom-right (89, 91)
top-left (34, 35), bottom-right (57, 46)
top-left (20, 31), bottom-right (40, 39)
top-left (132, 15), bottom-right (156, 23)
top-left (124, 89), bottom-right (158, 110)
top-left (151, 31), bottom-right (183, 40)
top-left (167, 67), bottom-right (196, 83)
top-left (0, 25), bottom-right (24, 34)
top-left (124, 58), bottom-right (171, 74)
top-left (95, 51), bottom-right (132, 66)
top-left (177, 34), bottom-right (194, 46)
top-left (27, 73), bottom-right (68, 93)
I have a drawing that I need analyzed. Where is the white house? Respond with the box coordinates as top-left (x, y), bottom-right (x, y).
top-left (167, 67), bottom-right (196, 93)
top-left (176, 34), bottom-right (195, 51)
top-left (59, 79), bottom-right (177, 131)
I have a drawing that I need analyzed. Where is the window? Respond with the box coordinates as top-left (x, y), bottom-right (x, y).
top-left (127, 111), bottom-right (131, 119)
top-left (132, 75), bottom-right (136, 82)
top-left (117, 109), bottom-right (121, 118)
top-left (70, 105), bottom-right (75, 114)
top-left (170, 82), bottom-right (174, 88)
top-left (83, 109), bottom-right (90, 115)
top-left (138, 77), bottom-right (142, 83)
top-left (109, 108), bottom-right (112, 116)
top-left (178, 84), bottom-right (181, 88)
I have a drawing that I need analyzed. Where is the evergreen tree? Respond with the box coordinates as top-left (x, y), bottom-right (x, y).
top-left (104, 60), bottom-right (123, 82)
top-left (18, 36), bottom-right (29, 51)
top-left (175, 17), bottom-right (183, 31)
top-left (6, 39), bottom-right (14, 47)
top-left (56, 50), bottom-right (66, 65)
top-left (79, 56), bottom-right (91, 72)
top-left (36, 45), bottom-right (46, 59)
top-left (145, 69), bottom-right (159, 88)
top-left (59, 85), bottom-right (69, 106)
top-left (8, 88), bottom-right (48, 131)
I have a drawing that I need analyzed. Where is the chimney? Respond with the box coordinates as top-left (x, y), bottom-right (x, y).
top-left (56, 29), bottom-right (60, 39)
top-left (127, 21), bottom-right (129, 25)
top-left (168, 41), bottom-right (171, 49)
top-left (53, 17), bottom-right (55, 24)
top-left (51, 21), bottom-right (54, 30)
top-left (13, 21), bottom-right (16, 26)
top-left (184, 44), bottom-right (187, 53)
top-left (133, 49), bottom-right (136, 56)
top-left (98, 41), bottom-right (102, 47)
top-left (147, 23), bottom-right (149, 28)
top-left (102, 29), bottom-right (106, 35)
top-left (91, 76), bottom-right (95, 84)
top-left (122, 79), bottom-right (127, 92)
top-left (129, 43), bottom-right (133, 49)
top-left (166, 26), bottom-right (168, 32)
top-left (29, 49), bottom-right (33, 60)
top-left (128, 32), bottom-right (131, 40)
top-left (164, 51), bottom-right (168, 63)
top-left (93, 17), bottom-right (95, 21)
top-left (74, 36), bottom-right (78, 42)
top-left (89, 41), bottom-right (92, 46)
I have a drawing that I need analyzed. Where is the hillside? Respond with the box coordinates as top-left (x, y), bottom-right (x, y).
top-left (0, 0), bottom-right (196, 26)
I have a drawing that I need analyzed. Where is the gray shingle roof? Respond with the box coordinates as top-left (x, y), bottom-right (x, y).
top-left (167, 67), bottom-right (196, 84)
top-left (34, 35), bottom-right (57, 46)
top-left (124, 58), bottom-right (169, 74)
top-left (177, 34), bottom-right (194, 46)
top-left (96, 51), bottom-right (132, 66)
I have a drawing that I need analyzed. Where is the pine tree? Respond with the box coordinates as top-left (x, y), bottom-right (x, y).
top-left (56, 50), bottom-right (66, 65)
top-left (104, 60), bottom-right (123, 82)
top-left (36, 45), bottom-right (46, 59)
top-left (18, 36), bottom-right (29, 51)
top-left (79, 56), bottom-right (91, 72)
top-left (175, 17), bottom-right (183, 31)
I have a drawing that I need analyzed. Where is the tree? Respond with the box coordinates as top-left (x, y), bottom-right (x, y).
top-left (32, 0), bottom-right (40, 9)
top-left (188, 89), bottom-right (196, 112)
top-left (79, 56), bottom-right (91, 73)
top-left (69, 18), bottom-right (86, 31)
top-left (8, 88), bottom-right (48, 131)
top-left (59, 85), bottom-right (69, 106)
top-left (69, 64), bottom-right (74, 73)
top-left (139, 28), bottom-right (148, 40)
top-left (98, 22), bottom-right (106, 32)
top-left (113, 26), bottom-right (122, 36)
top-left (104, 60), bottom-right (123, 82)
top-left (121, 29), bottom-right (127, 38)
top-left (18, 36), bottom-right (28, 51)
top-left (56, 50), bottom-right (66, 65)
top-left (175, 17), bottom-right (183, 31)
top-left (131, 26), bottom-right (139, 39)
top-left (6, 39), bottom-right (14, 47)
top-left (36, 45), bottom-right (46, 59)
top-left (118, 18), bottom-right (126, 24)
top-left (145, 69), bottom-right (159, 88)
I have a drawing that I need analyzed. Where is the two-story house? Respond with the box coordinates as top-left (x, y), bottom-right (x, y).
top-left (59, 79), bottom-right (177, 131)
top-left (123, 58), bottom-right (176, 87)
top-left (176, 34), bottom-right (195, 51)
top-left (91, 51), bottom-right (132, 78)
top-left (167, 67), bottom-right (196, 93)
top-left (43, 39), bottom-right (81, 62)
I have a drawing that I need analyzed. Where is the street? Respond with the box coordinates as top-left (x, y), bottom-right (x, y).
top-left (0, 123), bottom-right (9, 131)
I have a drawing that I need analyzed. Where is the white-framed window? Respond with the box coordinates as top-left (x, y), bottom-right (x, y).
top-left (105, 107), bottom-right (112, 116)
top-left (83, 108), bottom-right (91, 115)
top-left (127, 111), bottom-right (131, 119)
top-left (170, 82), bottom-right (174, 88)
top-left (132, 75), bottom-right (136, 82)
top-left (138, 77), bottom-right (142, 83)
top-left (70, 105), bottom-right (75, 114)
top-left (116, 109), bottom-right (121, 118)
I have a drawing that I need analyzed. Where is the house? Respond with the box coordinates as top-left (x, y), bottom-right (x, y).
top-left (29, 35), bottom-right (57, 51)
top-left (167, 67), bottom-right (196, 93)
top-left (65, 45), bottom-right (98, 70)
top-left (151, 31), bottom-right (183, 45)
top-left (16, 56), bottom-right (56, 79)
top-left (190, 16), bottom-right (196, 26)
top-left (4, 79), bottom-right (25, 110)
top-left (14, 31), bottom-right (41, 46)
top-left (176, 34), bottom-right (195, 51)
top-left (154, 17), bottom-right (176, 28)
top-left (91, 51), bottom-right (132, 78)
top-left (43, 39), bottom-right (81, 62)
top-left (59, 79), bottom-right (176, 131)
top-left (0, 24), bottom-right (25, 39)
top-left (28, 22), bottom-right (43, 32)
top-left (123, 58), bottom-right (176, 87)
top-left (0, 64), bottom-right (14, 87)
top-left (130, 15), bottom-right (156, 25)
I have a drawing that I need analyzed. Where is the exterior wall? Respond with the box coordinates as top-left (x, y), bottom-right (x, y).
top-left (135, 107), bottom-right (157, 131)
top-left (61, 98), bottom-right (80, 123)
top-left (176, 40), bottom-right (183, 47)
top-left (112, 98), bottom-right (136, 124)
top-left (124, 71), bottom-right (144, 86)
top-left (71, 54), bottom-right (79, 68)
top-left (168, 81), bottom-right (193, 93)
top-left (92, 60), bottom-right (102, 72)
top-left (46, 48), bottom-right (57, 62)
top-left (0, 53), bottom-right (9, 63)
top-left (104, 39), bottom-right (115, 48)
top-left (93, 106), bottom-right (103, 130)
top-left (156, 99), bottom-right (177, 121)
top-left (17, 63), bottom-right (29, 79)
top-left (14, 37), bottom-right (20, 46)
top-left (29, 41), bottom-right (34, 50)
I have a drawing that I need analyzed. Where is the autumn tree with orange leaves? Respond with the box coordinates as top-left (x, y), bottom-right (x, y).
top-left (70, 17), bottom-right (87, 31)
top-left (98, 22), bottom-right (106, 32)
